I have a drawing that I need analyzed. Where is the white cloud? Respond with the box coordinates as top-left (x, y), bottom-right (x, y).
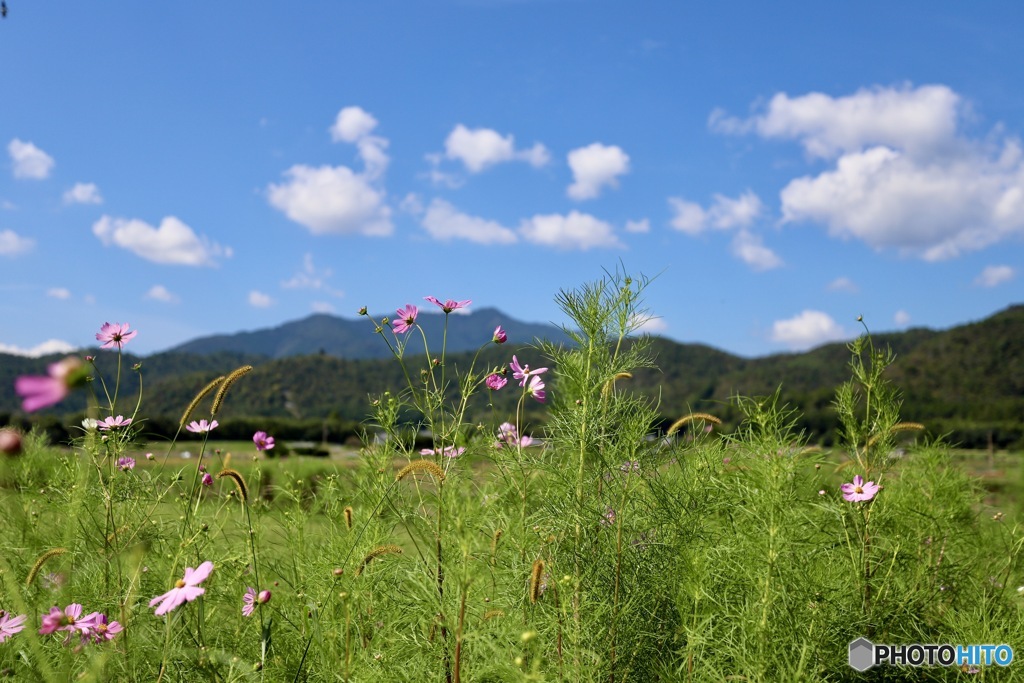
top-left (47, 287), bottom-right (71, 300)
top-left (630, 314), bottom-right (668, 334)
top-left (974, 264), bottom-right (1016, 287)
top-left (710, 84), bottom-right (961, 159)
top-left (92, 215), bottom-right (231, 266)
top-left (282, 253), bottom-right (344, 297)
top-left (770, 310), bottom-right (848, 351)
top-left (145, 284), bottom-right (179, 303)
top-left (311, 301), bottom-right (335, 314)
top-left (716, 84), bottom-right (1024, 260)
top-left (894, 309), bottom-right (911, 326)
top-left (444, 124), bottom-right (550, 173)
top-left (730, 230), bottom-right (783, 271)
top-left (566, 143), bottom-right (630, 200)
top-left (519, 211), bottom-right (622, 250)
top-left (625, 218), bottom-right (650, 234)
top-left (399, 193), bottom-right (424, 215)
top-left (63, 182), bottom-right (103, 205)
top-left (0, 339), bottom-right (76, 357)
top-left (329, 106), bottom-right (389, 179)
top-left (667, 198), bottom-right (707, 235)
top-left (248, 290), bottom-right (273, 308)
top-left (827, 276), bottom-right (859, 293)
top-left (0, 229), bottom-right (34, 256)
top-left (668, 191), bottom-right (763, 235)
top-left (8, 139), bottom-right (55, 179)
top-left (421, 199), bottom-right (518, 245)
top-left (779, 144), bottom-right (1024, 260)
top-left (267, 164), bottom-right (392, 236)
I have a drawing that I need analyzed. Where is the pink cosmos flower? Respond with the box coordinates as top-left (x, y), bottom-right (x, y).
top-left (495, 422), bottom-right (534, 448)
top-left (253, 431), bottom-right (275, 451)
top-left (38, 603), bottom-right (98, 636)
top-left (242, 587), bottom-right (272, 617)
top-left (841, 475), bottom-right (880, 502)
top-left (202, 472), bottom-right (213, 487)
top-left (95, 322), bottom-right (137, 350)
top-left (492, 326), bottom-right (507, 344)
top-left (186, 419), bottom-right (218, 434)
top-left (601, 507), bottom-right (617, 527)
top-left (117, 457), bottom-right (136, 471)
top-left (150, 561), bottom-right (214, 616)
top-left (424, 296), bottom-right (471, 314)
top-left (392, 304), bottom-right (418, 334)
top-left (510, 355), bottom-right (548, 387)
top-left (98, 415), bottom-right (132, 431)
top-left (526, 375), bottom-right (546, 403)
top-left (14, 356), bottom-right (86, 412)
top-left (80, 613), bottom-right (122, 643)
top-left (0, 611), bottom-right (26, 643)
top-left (485, 373), bottom-right (507, 391)
top-left (420, 445), bottom-right (466, 458)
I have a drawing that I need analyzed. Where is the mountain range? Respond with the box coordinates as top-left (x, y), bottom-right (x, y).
top-left (2, 305), bottom-right (1022, 448)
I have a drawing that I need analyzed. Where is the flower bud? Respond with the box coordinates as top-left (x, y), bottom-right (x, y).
top-left (0, 429), bottom-right (22, 456)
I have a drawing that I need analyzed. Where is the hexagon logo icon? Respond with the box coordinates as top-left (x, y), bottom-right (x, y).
top-left (848, 637), bottom-right (875, 671)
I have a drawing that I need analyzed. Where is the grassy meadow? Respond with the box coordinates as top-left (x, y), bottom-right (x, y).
top-left (2, 271), bottom-right (1023, 682)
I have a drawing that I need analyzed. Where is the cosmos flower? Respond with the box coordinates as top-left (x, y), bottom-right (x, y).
top-left (841, 475), bottom-right (880, 502)
top-left (485, 373), bottom-right (507, 391)
top-left (14, 356), bottom-right (86, 412)
top-left (242, 587), bottom-right (272, 617)
top-left (0, 611), bottom-right (26, 643)
top-left (510, 355), bottom-right (547, 387)
top-left (492, 326), bottom-right (507, 344)
top-left (392, 304), bottom-right (418, 334)
top-left (424, 296), bottom-right (471, 313)
top-left (95, 322), bottom-right (137, 350)
top-left (149, 561), bottom-right (214, 616)
top-left (98, 415), bottom-right (132, 431)
top-left (186, 419), bottom-right (219, 434)
top-left (526, 375), bottom-right (546, 403)
top-left (117, 457), bottom-right (135, 471)
top-left (419, 445), bottom-right (466, 458)
top-left (253, 431), bottom-right (275, 451)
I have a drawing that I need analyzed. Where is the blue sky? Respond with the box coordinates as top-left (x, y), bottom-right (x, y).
top-left (1, 1), bottom-right (1022, 358)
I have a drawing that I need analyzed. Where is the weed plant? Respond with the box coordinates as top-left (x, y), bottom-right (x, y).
top-left (0, 272), bottom-right (1022, 681)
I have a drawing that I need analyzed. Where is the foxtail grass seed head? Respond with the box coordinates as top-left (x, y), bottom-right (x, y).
top-left (529, 559), bottom-right (545, 604)
top-left (867, 422), bottom-right (925, 448)
top-left (343, 506), bottom-right (353, 530)
top-left (26, 548), bottom-right (67, 588)
top-left (356, 545), bottom-right (402, 576)
top-left (211, 365), bottom-right (254, 416)
top-left (216, 469), bottom-right (249, 502)
top-left (179, 375), bottom-right (225, 427)
top-left (667, 412), bottom-right (722, 436)
top-left (483, 609), bottom-right (505, 621)
top-left (396, 459), bottom-right (446, 483)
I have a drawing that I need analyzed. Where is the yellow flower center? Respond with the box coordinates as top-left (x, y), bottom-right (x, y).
top-left (854, 485), bottom-right (863, 494)
top-left (175, 579), bottom-right (186, 588)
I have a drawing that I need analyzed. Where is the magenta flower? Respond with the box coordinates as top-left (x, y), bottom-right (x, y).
top-left (81, 613), bottom-right (122, 643)
top-left (117, 457), bottom-right (136, 471)
top-left (253, 431), bottom-right (275, 451)
top-left (841, 475), bottom-right (880, 502)
top-left (492, 326), bottom-right (507, 344)
top-left (424, 296), bottom-right (471, 314)
top-left (619, 460), bottom-right (640, 474)
top-left (526, 375), bottom-right (546, 403)
top-left (150, 561), bottom-right (214, 616)
top-left (242, 587), bottom-right (272, 617)
top-left (95, 322), bottom-right (137, 350)
top-left (98, 415), bottom-right (132, 431)
top-left (186, 419), bottom-right (218, 434)
top-left (392, 304), bottom-right (418, 334)
top-left (14, 356), bottom-right (86, 412)
top-left (420, 445), bottom-right (466, 458)
top-left (510, 355), bottom-right (548, 387)
top-left (0, 611), bottom-right (26, 643)
top-left (202, 472), bottom-right (213, 487)
top-left (38, 604), bottom-right (97, 636)
top-left (485, 373), bottom-right (507, 391)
